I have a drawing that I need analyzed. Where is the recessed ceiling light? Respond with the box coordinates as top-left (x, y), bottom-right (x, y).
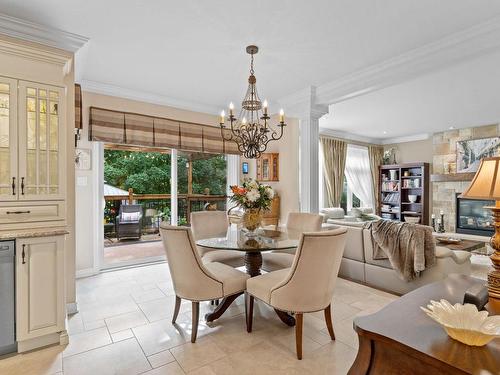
top-left (449, 126), bottom-right (455, 130)
top-left (383, 131), bottom-right (387, 135)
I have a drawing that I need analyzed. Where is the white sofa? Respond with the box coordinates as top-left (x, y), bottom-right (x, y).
top-left (332, 223), bottom-right (472, 295)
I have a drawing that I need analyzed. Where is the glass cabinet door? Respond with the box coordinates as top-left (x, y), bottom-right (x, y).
top-left (0, 77), bottom-right (17, 201)
top-left (18, 82), bottom-right (65, 200)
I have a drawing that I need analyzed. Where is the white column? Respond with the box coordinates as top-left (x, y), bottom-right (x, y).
top-left (226, 154), bottom-right (240, 209)
top-left (299, 110), bottom-right (325, 213)
top-left (279, 86), bottom-right (328, 214)
top-left (170, 149), bottom-right (178, 225)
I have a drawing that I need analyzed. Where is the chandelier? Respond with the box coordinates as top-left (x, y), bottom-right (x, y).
top-left (219, 45), bottom-right (286, 159)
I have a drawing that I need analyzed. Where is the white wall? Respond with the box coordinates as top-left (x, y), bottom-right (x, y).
top-left (239, 116), bottom-right (300, 224)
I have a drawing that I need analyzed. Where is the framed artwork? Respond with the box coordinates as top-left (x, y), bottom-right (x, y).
top-left (242, 162), bottom-right (249, 174)
top-left (75, 148), bottom-right (92, 170)
top-left (456, 136), bottom-right (500, 173)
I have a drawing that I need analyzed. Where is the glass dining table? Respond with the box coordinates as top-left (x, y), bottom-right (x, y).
top-left (196, 226), bottom-right (300, 326)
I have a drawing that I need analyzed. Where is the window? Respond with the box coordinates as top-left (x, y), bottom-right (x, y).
top-left (341, 177), bottom-right (361, 213)
top-left (344, 145), bottom-right (374, 211)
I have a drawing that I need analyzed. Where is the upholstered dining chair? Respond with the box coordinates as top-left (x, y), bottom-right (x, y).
top-left (246, 228), bottom-right (347, 359)
top-left (160, 224), bottom-right (250, 343)
top-left (191, 211), bottom-right (246, 268)
top-left (261, 212), bottom-right (323, 272)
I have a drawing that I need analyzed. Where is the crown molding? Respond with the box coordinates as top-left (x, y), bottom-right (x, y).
top-left (319, 127), bottom-right (380, 144)
top-left (379, 133), bottom-right (431, 145)
top-left (0, 13), bottom-right (88, 52)
top-left (0, 35), bottom-right (72, 68)
top-left (319, 127), bottom-right (431, 145)
top-left (315, 15), bottom-right (500, 105)
top-left (81, 79), bottom-right (221, 115)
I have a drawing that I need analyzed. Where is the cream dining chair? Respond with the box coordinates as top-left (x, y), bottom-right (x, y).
top-left (191, 211), bottom-right (245, 268)
top-left (261, 212), bottom-right (323, 272)
top-left (246, 228), bottom-right (347, 359)
top-left (160, 224), bottom-right (250, 343)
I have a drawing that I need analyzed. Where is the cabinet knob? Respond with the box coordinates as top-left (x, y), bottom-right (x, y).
top-left (11, 177), bottom-right (15, 195)
top-left (21, 177), bottom-right (25, 195)
top-left (21, 244), bottom-right (26, 264)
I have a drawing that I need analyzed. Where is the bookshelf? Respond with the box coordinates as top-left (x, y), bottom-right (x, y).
top-left (378, 162), bottom-right (430, 225)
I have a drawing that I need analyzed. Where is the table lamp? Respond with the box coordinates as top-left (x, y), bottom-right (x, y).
top-left (461, 157), bottom-right (500, 301)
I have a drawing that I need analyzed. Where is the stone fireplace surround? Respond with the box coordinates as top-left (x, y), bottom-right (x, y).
top-left (432, 124), bottom-right (500, 233)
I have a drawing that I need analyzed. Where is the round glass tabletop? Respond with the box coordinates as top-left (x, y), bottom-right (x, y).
top-left (196, 227), bottom-right (300, 252)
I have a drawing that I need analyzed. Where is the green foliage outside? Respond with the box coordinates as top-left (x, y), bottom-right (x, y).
top-left (104, 150), bottom-right (227, 195)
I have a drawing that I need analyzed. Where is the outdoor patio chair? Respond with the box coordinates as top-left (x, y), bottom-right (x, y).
top-left (116, 204), bottom-right (143, 240)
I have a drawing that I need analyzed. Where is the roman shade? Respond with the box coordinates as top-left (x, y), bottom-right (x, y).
top-left (89, 107), bottom-right (240, 155)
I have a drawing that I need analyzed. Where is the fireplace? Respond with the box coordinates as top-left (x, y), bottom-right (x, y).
top-left (455, 193), bottom-right (494, 236)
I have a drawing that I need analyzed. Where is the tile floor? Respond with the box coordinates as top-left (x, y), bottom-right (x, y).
top-left (0, 262), bottom-right (398, 375)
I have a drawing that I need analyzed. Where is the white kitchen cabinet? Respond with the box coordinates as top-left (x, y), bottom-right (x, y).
top-left (0, 76), bottom-right (18, 201)
top-left (0, 79), bottom-right (66, 202)
top-left (16, 235), bottom-right (65, 343)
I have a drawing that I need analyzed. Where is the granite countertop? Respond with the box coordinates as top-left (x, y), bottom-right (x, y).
top-left (0, 229), bottom-right (69, 241)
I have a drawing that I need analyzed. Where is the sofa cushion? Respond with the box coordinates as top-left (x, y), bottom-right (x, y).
top-left (320, 207), bottom-right (345, 219)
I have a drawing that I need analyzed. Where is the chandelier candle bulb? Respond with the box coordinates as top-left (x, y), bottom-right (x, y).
top-left (229, 102), bottom-right (234, 116)
top-left (279, 109), bottom-right (285, 123)
top-left (220, 110), bottom-right (225, 125)
top-left (263, 100), bottom-right (268, 115)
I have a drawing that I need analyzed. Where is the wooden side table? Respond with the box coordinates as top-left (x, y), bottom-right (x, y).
top-left (348, 275), bottom-right (499, 375)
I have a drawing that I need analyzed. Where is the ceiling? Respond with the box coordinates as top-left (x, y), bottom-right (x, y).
top-left (320, 49), bottom-right (500, 142)
top-left (1, 1), bottom-right (500, 140)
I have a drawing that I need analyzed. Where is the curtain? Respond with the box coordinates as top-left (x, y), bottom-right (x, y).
top-left (368, 145), bottom-right (384, 211)
top-left (320, 137), bottom-right (347, 207)
top-left (345, 145), bottom-right (374, 209)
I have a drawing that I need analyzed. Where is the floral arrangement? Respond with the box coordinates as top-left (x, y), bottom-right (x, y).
top-left (230, 178), bottom-right (274, 211)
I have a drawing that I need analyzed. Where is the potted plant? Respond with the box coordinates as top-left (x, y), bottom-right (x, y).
top-left (229, 178), bottom-right (274, 236)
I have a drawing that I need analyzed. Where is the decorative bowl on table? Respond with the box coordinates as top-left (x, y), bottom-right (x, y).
top-left (408, 194), bottom-right (418, 203)
top-left (421, 299), bottom-right (500, 346)
top-left (436, 237), bottom-right (462, 245)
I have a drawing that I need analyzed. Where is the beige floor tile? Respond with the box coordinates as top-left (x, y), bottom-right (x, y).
top-left (142, 361), bottom-right (185, 374)
top-left (350, 293), bottom-right (395, 311)
top-left (192, 341), bottom-right (306, 375)
top-left (131, 288), bottom-right (166, 304)
top-left (297, 340), bottom-right (358, 374)
top-left (133, 318), bottom-right (189, 356)
top-left (63, 338), bottom-right (151, 375)
top-left (0, 345), bottom-right (63, 375)
top-left (323, 316), bottom-right (359, 350)
top-left (105, 310), bottom-right (149, 333)
top-left (111, 328), bottom-right (135, 342)
top-left (62, 327), bottom-right (112, 358)
top-left (139, 297), bottom-right (189, 323)
top-left (83, 319), bottom-right (107, 331)
top-left (147, 349), bottom-right (176, 368)
top-left (170, 337), bottom-right (226, 372)
top-left (80, 298), bottom-right (140, 323)
top-left (67, 313), bottom-right (85, 335)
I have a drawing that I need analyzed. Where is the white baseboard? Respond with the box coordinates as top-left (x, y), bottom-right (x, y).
top-left (66, 302), bottom-right (78, 315)
top-left (75, 267), bottom-right (99, 279)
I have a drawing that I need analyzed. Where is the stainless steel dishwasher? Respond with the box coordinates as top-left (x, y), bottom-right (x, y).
top-left (0, 240), bottom-right (16, 355)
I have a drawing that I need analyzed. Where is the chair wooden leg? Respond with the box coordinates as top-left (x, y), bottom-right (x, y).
top-left (324, 304), bottom-right (335, 340)
top-left (172, 296), bottom-right (181, 324)
top-left (191, 301), bottom-right (199, 343)
top-left (245, 293), bottom-right (254, 333)
top-left (295, 313), bottom-right (303, 360)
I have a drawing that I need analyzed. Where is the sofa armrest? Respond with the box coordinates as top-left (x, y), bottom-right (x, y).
top-left (435, 246), bottom-right (471, 264)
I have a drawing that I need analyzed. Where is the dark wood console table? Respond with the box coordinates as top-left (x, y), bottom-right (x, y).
top-left (348, 275), bottom-right (500, 375)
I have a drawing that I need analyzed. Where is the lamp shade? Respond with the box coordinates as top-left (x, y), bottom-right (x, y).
top-left (461, 157), bottom-right (500, 200)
